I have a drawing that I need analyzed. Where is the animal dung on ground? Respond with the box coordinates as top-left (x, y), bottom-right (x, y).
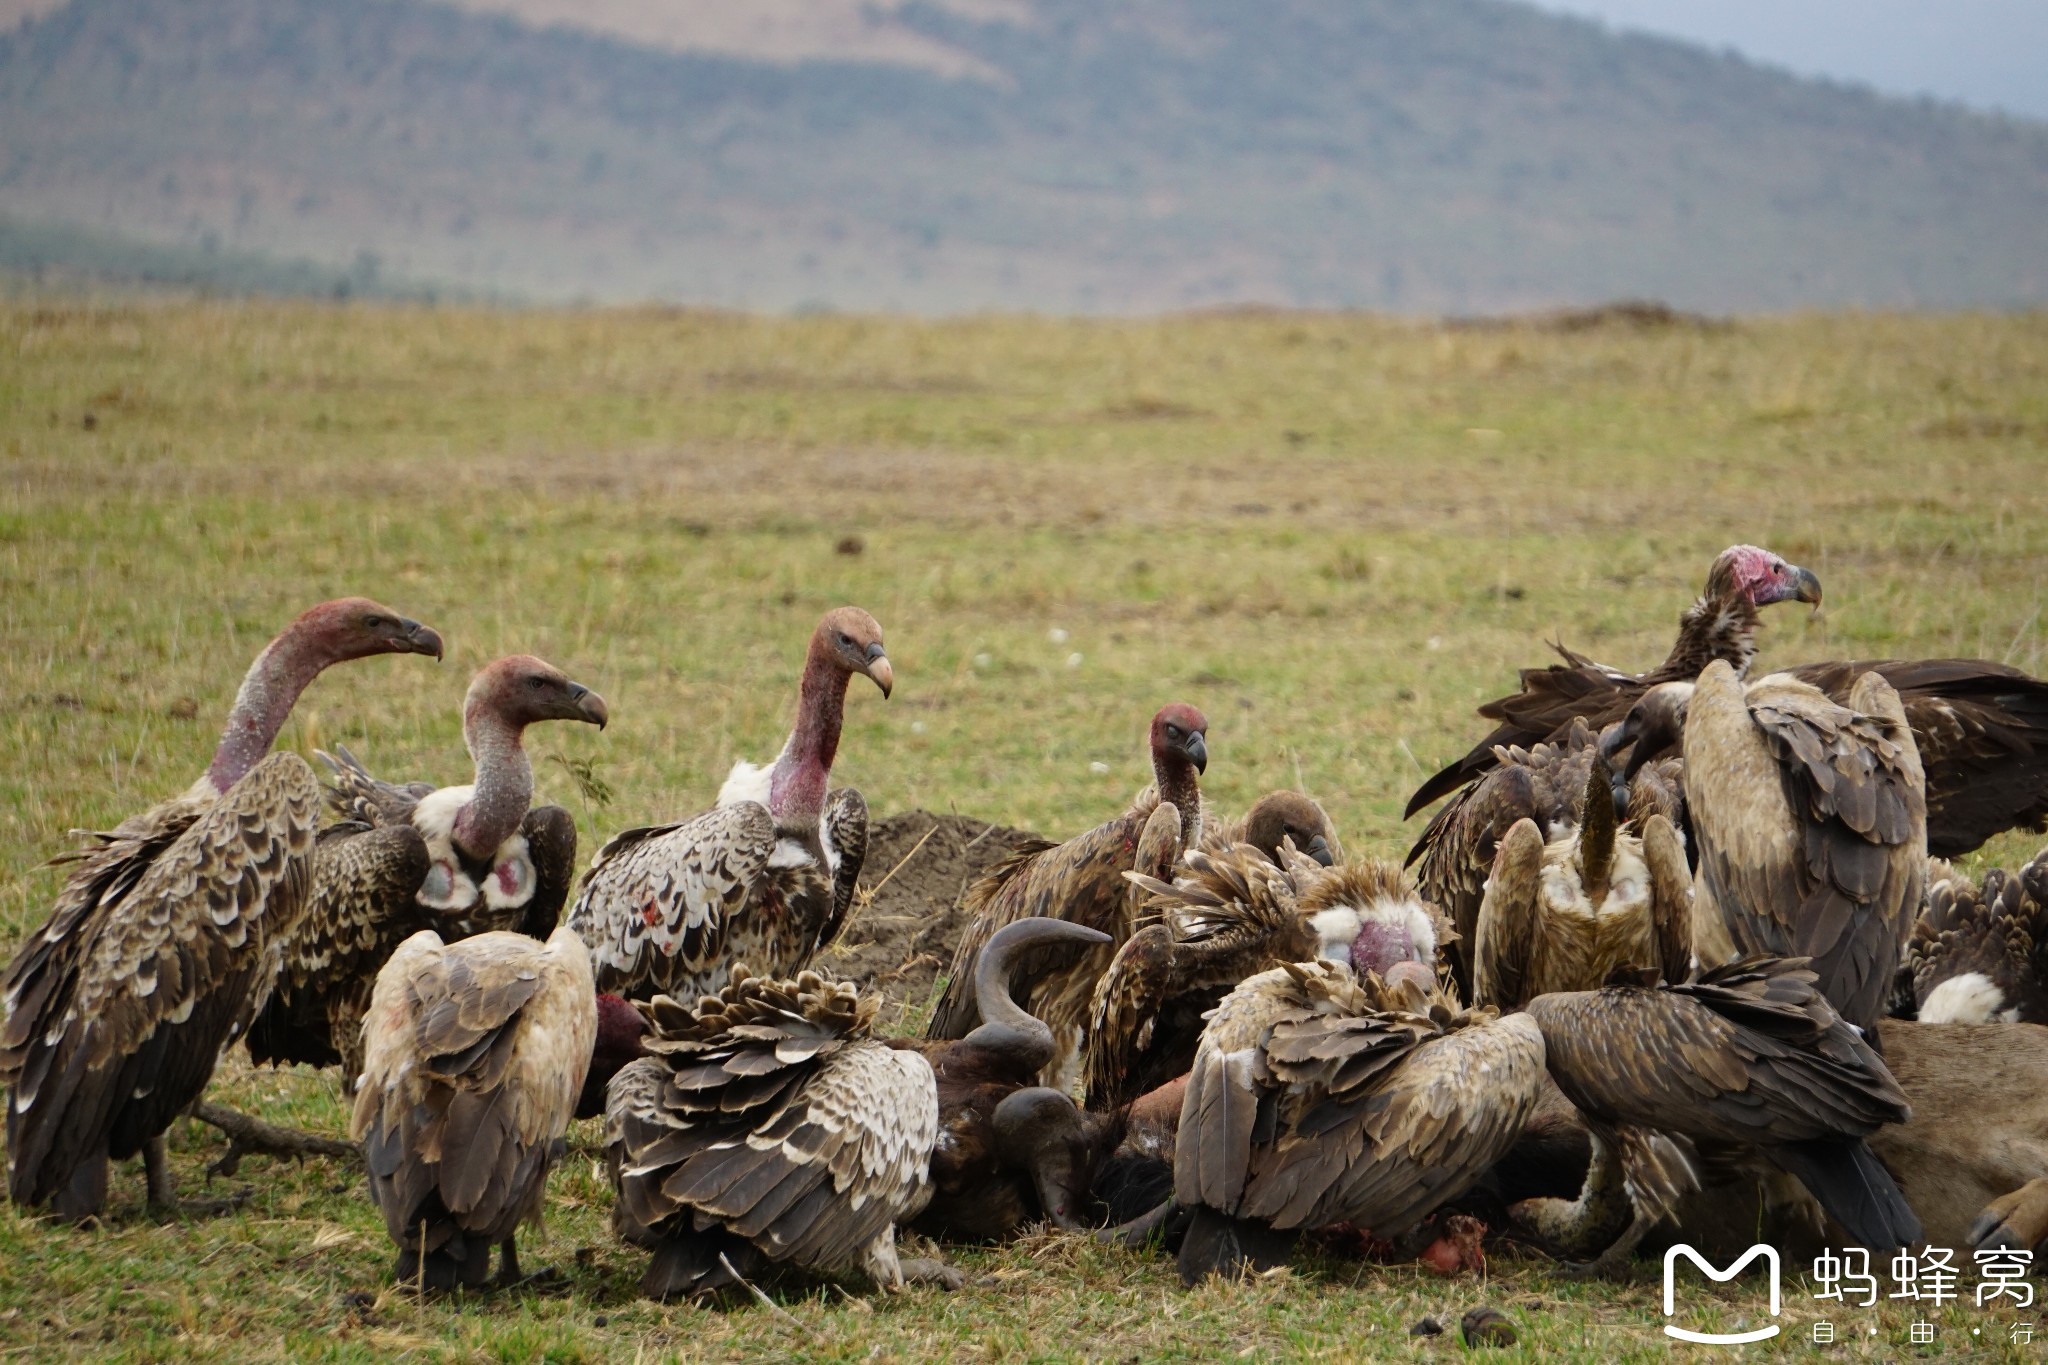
top-left (1460, 1306), bottom-right (1518, 1347)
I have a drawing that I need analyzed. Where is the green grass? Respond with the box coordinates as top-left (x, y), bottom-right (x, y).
top-left (2, 299), bottom-right (2046, 1359)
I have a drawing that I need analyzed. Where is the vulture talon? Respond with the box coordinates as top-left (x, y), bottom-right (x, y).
top-left (191, 1101), bottom-right (359, 1179)
top-left (1100, 1198), bottom-right (1189, 1250)
top-left (896, 1258), bottom-right (965, 1292)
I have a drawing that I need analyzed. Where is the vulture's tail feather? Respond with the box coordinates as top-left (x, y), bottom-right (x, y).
top-left (1093, 1150), bottom-right (1176, 1228)
top-left (641, 1229), bottom-right (760, 1302)
top-left (1176, 1207), bottom-right (1297, 1287)
top-left (1774, 1138), bottom-right (1922, 1252)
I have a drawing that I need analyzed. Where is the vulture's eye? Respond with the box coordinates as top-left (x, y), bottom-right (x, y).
top-left (364, 615), bottom-right (386, 629)
top-left (526, 676), bottom-right (546, 691)
top-left (1165, 724), bottom-right (1181, 739)
top-left (838, 632), bottom-right (855, 649)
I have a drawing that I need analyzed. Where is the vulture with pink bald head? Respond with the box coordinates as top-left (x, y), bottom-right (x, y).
top-left (248, 653), bottom-right (609, 1079)
top-left (1, 598), bottom-right (443, 1219)
top-left (924, 703), bottom-right (1210, 1091)
top-left (569, 607), bottom-right (892, 1005)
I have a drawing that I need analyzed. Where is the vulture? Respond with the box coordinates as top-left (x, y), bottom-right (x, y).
top-left (903, 918), bottom-right (1123, 1243)
top-left (924, 703), bottom-right (1210, 1090)
top-left (1470, 755), bottom-right (1692, 1011)
top-left (606, 968), bottom-right (949, 1300)
top-left (1083, 848), bottom-right (1437, 1114)
top-left (1903, 848), bottom-right (2048, 1025)
top-left (1612, 661), bottom-right (1926, 1032)
top-left (0, 598), bottom-right (443, 1219)
top-left (351, 926), bottom-right (599, 1290)
top-left (1200, 791), bottom-right (1339, 866)
top-left (1516, 958), bottom-right (1921, 1272)
top-left (1407, 544), bottom-right (2048, 859)
top-left (1174, 963), bottom-right (1547, 1285)
top-left (1409, 717), bottom-right (1687, 992)
top-left (1404, 543), bottom-right (1821, 818)
top-left (569, 607), bottom-right (890, 1004)
top-left (249, 655), bottom-right (609, 1077)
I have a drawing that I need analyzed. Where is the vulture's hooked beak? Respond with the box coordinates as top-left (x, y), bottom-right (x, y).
top-left (1183, 730), bottom-right (1209, 775)
top-left (1305, 833), bottom-right (1335, 866)
top-left (570, 683), bottom-right (610, 730)
top-left (1790, 564), bottom-right (1824, 613)
top-left (401, 619), bottom-right (446, 661)
top-left (863, 643), bottom-right (893, 699)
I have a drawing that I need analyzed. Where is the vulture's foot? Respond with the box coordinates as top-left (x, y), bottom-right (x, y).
top-left (1555, 1210), bottom-right (1659, 1280)
top-left (144, 1135), bottom-right (251, 1220)
top-left (1099, 1197), bottom-right (1190, 1251)
top-left (1969, 1177), bottom-right (2048, 1253)
top-left (191, 1101), bottom-right (358, 1178)
top-left (896, 1258), bottom-right (966, 1292)
top-left (495, 1239), bottom-right (567, 1292)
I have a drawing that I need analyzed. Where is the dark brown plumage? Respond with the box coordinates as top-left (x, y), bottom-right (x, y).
top-left (352, 926), bottom-right (596, 1289)
top-left (1202, 791), bottom-right (1339, 866)
top-left (925, 703), bottom-right (1209, 1090)
top-left (1410, 717), bottom-right (1687, 992)
top-left (570, 608), bottom-right (888, 1005)
top-left (1652, 662), bottom-right (1927, 1033)
top-left (250, 655), bottom-right (605, 1076)
top-left (1904, 848), bottom-right (2048, 1025)
top-left (1405, 544), bottom-right (1820, 818)
top-left (0, 598), bottom-right (442, 1219)
top-left (1520, 958), bottom-right (1921, 1268)
top-left (1174, 964), bottom-right (1546, 1284)
top-left (606, 968), bottom-right (942, 1300)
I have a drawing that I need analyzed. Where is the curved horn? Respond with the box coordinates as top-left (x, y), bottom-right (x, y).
top-left (964, 917), bottom-right (1113, 1073)
top-left (1577, 751), bottom-right (1618, 904)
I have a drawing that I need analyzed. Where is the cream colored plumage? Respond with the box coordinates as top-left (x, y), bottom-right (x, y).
top-left (352, 926), bottom-right (596, 1289)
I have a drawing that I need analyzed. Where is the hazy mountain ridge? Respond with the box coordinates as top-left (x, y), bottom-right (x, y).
top-left (2, 0), bottom-right (2044, 311)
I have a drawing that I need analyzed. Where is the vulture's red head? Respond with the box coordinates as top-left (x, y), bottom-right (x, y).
top-left (1708, 545), bottom-right (1822, 609)
top-left (577, 993), bottom-right (651, 1120)
top-left (1149, 702), bottom-right (1209, 775)
top-left (814, 606), bottom-right (892, 699)
top-left (295, 597), bottom-right (445, 663)
top-left (464, 654), bottom-right (610, 731)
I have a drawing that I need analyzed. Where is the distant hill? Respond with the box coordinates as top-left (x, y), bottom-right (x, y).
top-left (2, 0), bottom-right (2045, 312)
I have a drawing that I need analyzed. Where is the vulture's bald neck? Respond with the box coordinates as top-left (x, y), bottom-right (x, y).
top-left (453, 697), bottom-right (533, 860)
top-left (205, 623), bottom-right (336, 793)
top-left (766, 637), bottom-right (849, 830)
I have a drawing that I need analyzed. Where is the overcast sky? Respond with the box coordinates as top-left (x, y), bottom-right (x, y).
top-left (1532, 0), bottom-right (2048, 121)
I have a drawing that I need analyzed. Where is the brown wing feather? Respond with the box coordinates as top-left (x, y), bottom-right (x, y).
top-left (515, 804), bottom-right (578, 940)
top-left (3, 754), bottom-right (320, 1210)
top-left (816, 786), bottom-right (869, 956)
top-left (1472, 819), bottom-right (1545, 1011)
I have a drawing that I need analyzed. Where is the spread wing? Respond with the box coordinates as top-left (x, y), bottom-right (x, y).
top-left (568, 803), bottom-right (777, 1001)
top-left (606, 971), bottom-right (936, 1298)
top-left (1525, 957), bottom-right (1912, 1148)
top-left (1405, 658), bottom-right (1644, 818)
top-left (2, 753), bottom-right (320, 1207)
top-left (1794, 658), bottom-right (2048, 858)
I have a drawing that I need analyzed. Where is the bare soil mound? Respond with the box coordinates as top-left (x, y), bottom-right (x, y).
top-left (821, 810), bottom-right (1041, 1020)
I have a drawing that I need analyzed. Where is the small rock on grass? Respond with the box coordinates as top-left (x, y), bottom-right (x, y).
top-left (1408, 1316), bottom-right (1443, 1337)
top-left (1460, 1306), bottom-right (1518, 1348)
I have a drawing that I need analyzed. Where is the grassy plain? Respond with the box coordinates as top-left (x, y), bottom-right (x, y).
top-left (1, 300), bottom-right (2047, 1360)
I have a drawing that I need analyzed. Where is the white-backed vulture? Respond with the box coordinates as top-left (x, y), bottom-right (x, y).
top-left (569, 607), bottom-right (889, 1005)
top-left (1174, 963), bottom-right (1545, 1284)
top-left (1902, 848), bottom-right (2048, 1025)
top-left (1408, 716), bottom-right (1687, 992)
top-left (924, 703), bottom-right (1209, 1090)
top-left (249, 655), bottom-right (607, 1077)
top-left (1, 598), bottom-right (443, 1219)
top-left (1613, 661), bottom-right (1926, 1032)
top-left (606, 969), bottom-right (945, 1300)
top-left (352, 926), bottom-right (596, 1289)
top-left (1518, 958), bottom-right (1921, 1272)
top-left (1471, 756), bottom-right (1692, 1011)
top-left (1405, 544), bottom-right (1820, 817)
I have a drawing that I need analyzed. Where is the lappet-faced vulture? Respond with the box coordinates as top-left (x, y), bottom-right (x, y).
top-left (1610, 661), bottom-right (1926, 1033)
top-left (924, 703), bottom-right (1209, 1090)
top-left (1404, 544), bottom-right (1820, 819)
top-left (0, 598), bottom-right (442, 1219)
top-left (250, 655), bottom-right (607, 1077)
top-left (352, 926), bottom-right (597, 1289)
top-left (569, 608), bottom-right (889, 1005)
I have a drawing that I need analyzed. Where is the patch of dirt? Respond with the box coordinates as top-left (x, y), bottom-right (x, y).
top-left (820, 810), bottom-right (1041, 1017)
